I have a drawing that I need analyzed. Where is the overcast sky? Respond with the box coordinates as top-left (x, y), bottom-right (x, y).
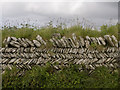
top-left (0, 0), bottom-right (119, 29)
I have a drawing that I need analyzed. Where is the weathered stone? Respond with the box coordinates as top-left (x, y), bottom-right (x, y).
top-left (96, 37), bottom-right (101, 45)
top-left (0, 48), bottom-right (5, 53)
top-left (6, 37), bottom-right (11, 43)
top-left (98, 37), bottom-right (106, 46)
top-left (86, 36), bottom-right (91, 41)
top-left (88, 54), bottom-right (92, 59)
top-left (68, 38), bottom-right (76, 48)
top-left (89, 65), bottom-right (95, 70)
top-left (62, 36), bottom-right (70, 47)
top-left (72, 33), bottom-right (79, 48)
top-left (90, 37), bottom-right (97, 45)
top-left (2, 59), bottom-right (9, 64)
top-left (57, 39), bottom-right (63, 47)
top-left (3, 37), bottom-right (11, 47)
top-left (36, 35), bottom-right (46, 45)
top-left (111, 35), bottom-right (118, 47)
top-left (52, 38), bottom-right (60, 47)
top-left (53, 65), bottom-right (59, 70)
top-left (33, 40), bottom-right (41, 47)
top-left (11, 37), bottom-right (17, 41)
top-left (22, 38), bottom-right (29, 47)
top-left (85, 40), bottom-right (90, 48)
top-left (3, 38), bottom-right (7, 44)
top-left (79, 36), bottom-right (85, 47)
top-left (50, 39), bottom-right (56, 47)
top-left (8, 64), bottom-right (12, 70)
top-left (18, 38), bottom-right (27, 47)
top-left (25, 38), bottom-right (34, 47)
top-left (104, 35), bottom-right (114, 46)
top-left (10, 41), bottom-right (20, 48)
top-left (9, 58), bottom-right (16, 64)
top-left (97, 59), bottom-right (106, 64)
top-left (76, 59), bottom-right (83, 64)
top-left (60, 38), bottom-right (67, 47)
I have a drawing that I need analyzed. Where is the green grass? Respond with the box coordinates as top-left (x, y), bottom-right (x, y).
top-left (1, 24), bottom-right (118, 47)
top-left (1, 24), bottom-right (119, 42)
top-left (2, 64), bottom-right (119, 88)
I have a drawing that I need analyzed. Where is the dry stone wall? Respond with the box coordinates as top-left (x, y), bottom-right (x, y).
top-left (0, 33), bottom-right (119, 74)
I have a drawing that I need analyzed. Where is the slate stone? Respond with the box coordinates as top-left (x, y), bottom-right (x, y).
top-left (98, 37), bottom-right (106, 46)
top-left (104, 35), bottom-right (114, 46)
top-left (33, 40), bottom-right (41, 47)
top-left (10, 41), bottom-right (20, 48)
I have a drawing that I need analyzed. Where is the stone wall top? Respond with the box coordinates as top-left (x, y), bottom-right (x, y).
top-left (2, 33), bottom-right (119, 48)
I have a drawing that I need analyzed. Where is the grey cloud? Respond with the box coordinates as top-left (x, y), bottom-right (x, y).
top-left (1, 2), bottom-right (118, 28)
top-left (2, 2), bottom-right (30, 17)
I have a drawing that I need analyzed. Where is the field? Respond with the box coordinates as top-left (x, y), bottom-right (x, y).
top-left (1, 22), bottom-right (120, 88)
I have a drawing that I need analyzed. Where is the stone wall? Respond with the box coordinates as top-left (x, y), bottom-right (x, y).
top-left (0, 33), bottom-right (119, 74)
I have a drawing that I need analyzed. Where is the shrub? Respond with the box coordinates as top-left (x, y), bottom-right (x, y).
top-left (2, 65), bottom-right (119, 88)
